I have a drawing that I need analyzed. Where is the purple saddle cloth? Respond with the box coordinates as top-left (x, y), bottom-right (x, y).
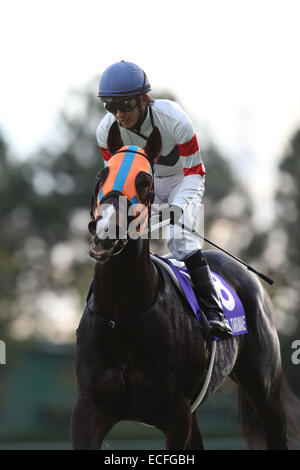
top-left (155, 255), bottom-right (247, 337)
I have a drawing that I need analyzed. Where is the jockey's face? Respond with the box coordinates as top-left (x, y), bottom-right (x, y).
top-left (103, 95), bottom-right (148, 129)
top-left (114, 104), bottom-right (140, 129)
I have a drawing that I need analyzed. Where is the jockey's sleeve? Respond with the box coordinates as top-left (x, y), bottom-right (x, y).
top-left (169, 108), bottom-right (206, 209)
top-left (172, 109), bottom-right (205, 179)
top-left (96, 115), bottom-right (114, 166)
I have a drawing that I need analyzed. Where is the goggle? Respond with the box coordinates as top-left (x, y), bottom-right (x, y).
top-left (104, 97), bottom-right (138, 114)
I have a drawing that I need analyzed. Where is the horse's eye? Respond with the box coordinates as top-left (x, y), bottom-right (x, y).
top-left (135, 172), bottom-right (152, 203)
top-left (97, 167), bottom-right (109, 186)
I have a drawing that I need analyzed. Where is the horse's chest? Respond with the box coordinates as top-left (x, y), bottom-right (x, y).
top-left (118, 364), bottom-right (171, 412)
top-left (120, 366), bottom-right (157, 394)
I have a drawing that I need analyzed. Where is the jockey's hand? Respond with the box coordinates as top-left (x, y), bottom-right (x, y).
top-left (169, 205), bottom-right (183, 225)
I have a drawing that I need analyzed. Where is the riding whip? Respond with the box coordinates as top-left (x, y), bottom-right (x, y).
top-left (149, 206), bottom-right (274, 286)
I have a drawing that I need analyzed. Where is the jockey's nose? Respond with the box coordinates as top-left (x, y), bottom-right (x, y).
top-left (116, 109), bottom-right (126, 119)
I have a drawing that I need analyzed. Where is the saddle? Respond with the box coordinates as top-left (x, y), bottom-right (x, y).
top-left (151, 253), bottom-right (248, 338)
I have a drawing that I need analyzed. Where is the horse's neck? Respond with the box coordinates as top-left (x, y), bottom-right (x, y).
top-left (93, 240), bottom-right (158, 320)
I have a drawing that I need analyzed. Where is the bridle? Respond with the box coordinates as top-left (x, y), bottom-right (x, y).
top-left (90, 147), bottom-right (154, 259)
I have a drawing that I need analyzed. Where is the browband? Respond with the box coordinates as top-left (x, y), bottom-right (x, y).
top-left (114, 148), bottom-right (149, 159)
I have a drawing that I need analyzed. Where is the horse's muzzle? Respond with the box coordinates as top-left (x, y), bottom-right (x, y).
top-left (88, 219), bottom-right (125, 262)
top-left (89, 236), bottom-right (118, 262)
top-left (94, 235), bottom-right (117, 250)
top-left (88, 202), bottom-right (130, 261)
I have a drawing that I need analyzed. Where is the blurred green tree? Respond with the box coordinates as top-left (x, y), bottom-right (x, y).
top-left (0, 78), bottom-right (106, 341)
top-left (271, 129), bottom-right (300, 393)
top-left (275, 129), bottom-right (300, 288)
top-left (201, 143), bottom-right (255, 260)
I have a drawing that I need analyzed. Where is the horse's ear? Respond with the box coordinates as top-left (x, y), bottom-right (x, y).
top-left (107, 121), bottom-right (124, 155)
top-left (144, 127), bottom-right (161, 165)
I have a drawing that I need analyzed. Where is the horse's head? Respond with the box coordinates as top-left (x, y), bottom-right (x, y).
top-left (89, 121), bottom-right (161, 262)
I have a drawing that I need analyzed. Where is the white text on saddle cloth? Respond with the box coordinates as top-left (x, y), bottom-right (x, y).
top-left (211, 272), bottom-right (248, 336)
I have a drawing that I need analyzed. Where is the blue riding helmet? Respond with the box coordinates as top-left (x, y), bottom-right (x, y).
top-left (98, 61), bottom-right (151, 102)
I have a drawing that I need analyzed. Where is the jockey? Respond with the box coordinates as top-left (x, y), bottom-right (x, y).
top-left (96, 60), bottom-right (232, 340)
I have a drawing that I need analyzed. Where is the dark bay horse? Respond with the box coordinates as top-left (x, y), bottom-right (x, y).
top-left (71, 122), bottom-right (299, 450)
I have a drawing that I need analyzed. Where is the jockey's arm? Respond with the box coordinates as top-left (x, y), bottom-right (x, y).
top-left (169, 112), bottom-right (206, 212)
top-left (96, 114), bottom-right (114, 167)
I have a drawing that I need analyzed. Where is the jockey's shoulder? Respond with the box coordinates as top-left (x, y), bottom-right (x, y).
top-left (97, 112), bottom-right (116, 132)
top-left (151, 99), bottom-right (191, 128)
top-left (151, 98), bottom-right (185, 116)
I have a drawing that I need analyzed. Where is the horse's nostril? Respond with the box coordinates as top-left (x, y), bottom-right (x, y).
top-left (88, 220), bottom-right (97, 236)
